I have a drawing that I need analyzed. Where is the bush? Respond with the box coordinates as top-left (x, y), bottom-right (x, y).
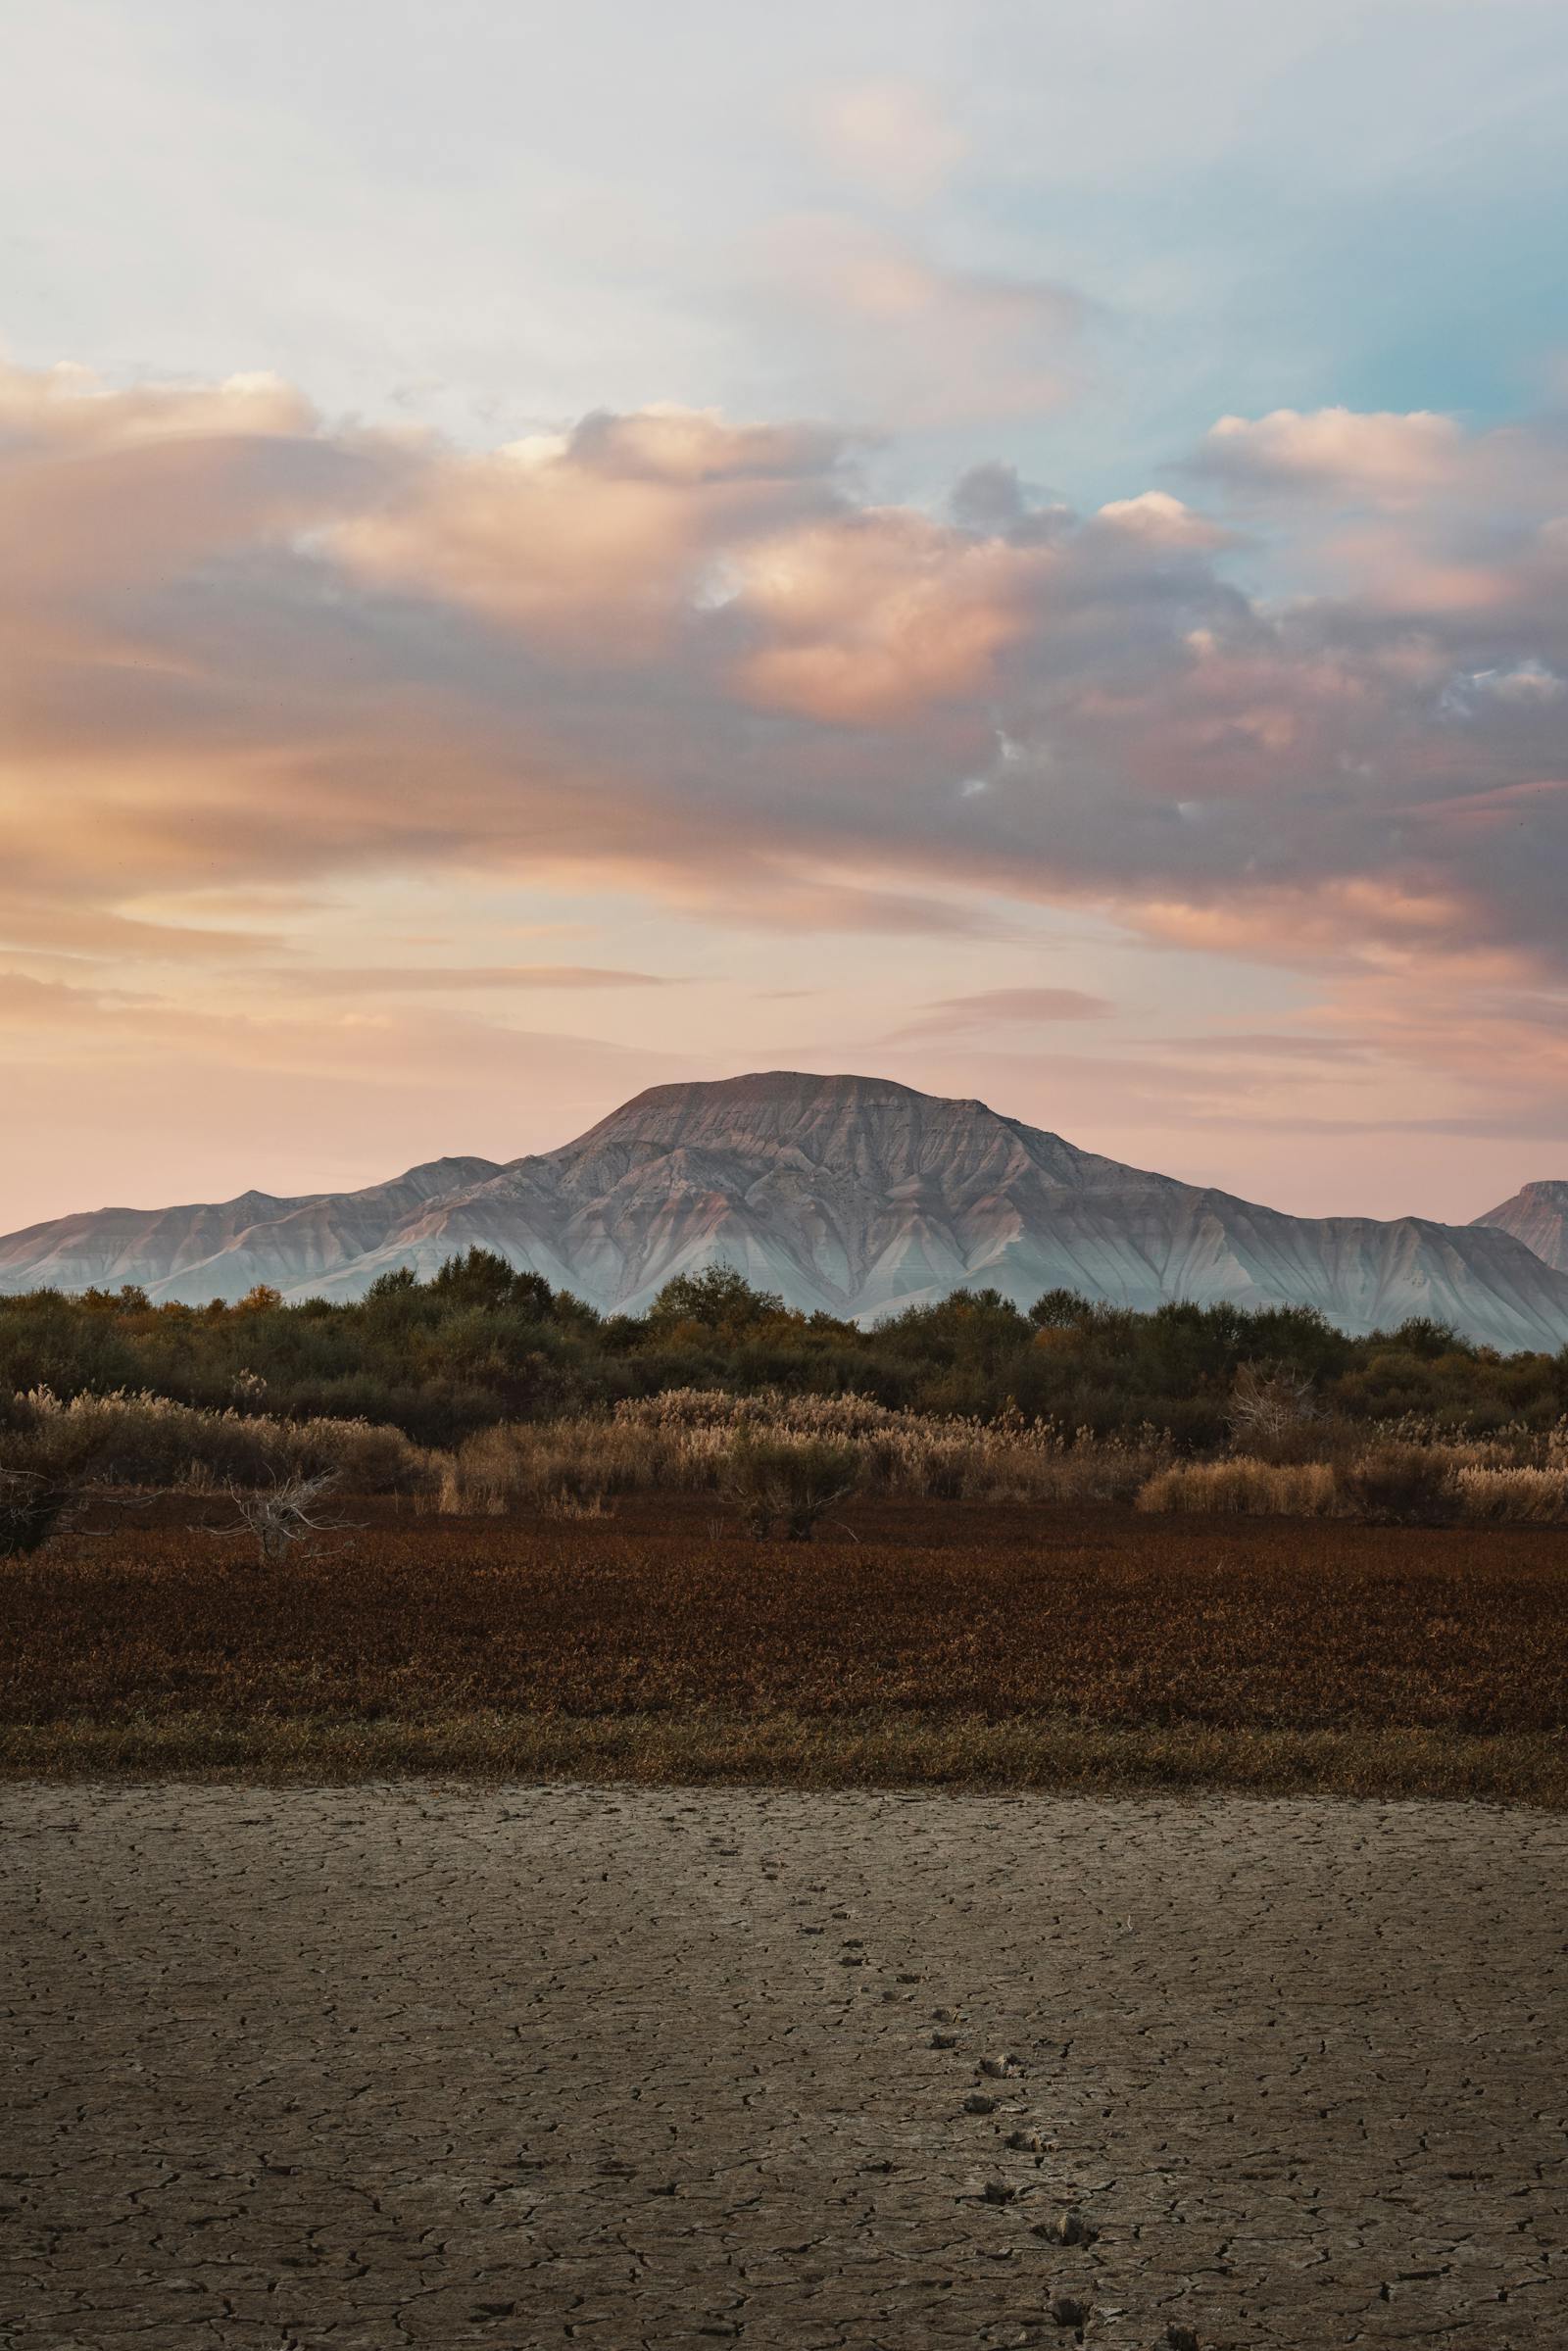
top-left (0, 1389), bottom-right (437, 1494)
top-left (1137, 1459), bottom-right (1339, 1516)
top-left (431, 1393), bottom-right (1176, 1515)
top-left (613, 1390), bottom-right (1170, 1504)
top-left (1455, 1466), bottom-right (1568, 1524)
top-left (440, 1423), bottom-right (611, 1514)
top-left (295, 1417), bottom-right (439, 1494)
top-left (1341, 1445), bottom-right (1455, 1525)
top-left (720, 1436), bottom-right (860, 1541)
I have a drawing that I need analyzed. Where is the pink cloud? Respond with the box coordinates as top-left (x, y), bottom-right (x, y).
top-left (730, 509), bottom-right (1047, 720)
top-left (4, 357), bottom-right (1568, 1015)
top-left (1199, 406), bottom-right (1464, 507)
top-left (887, 985), bottom-right (1115, 1041)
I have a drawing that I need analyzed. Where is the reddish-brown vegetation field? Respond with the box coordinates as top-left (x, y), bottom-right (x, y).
top-left (4, 1500), bottom-right (1564, 1797)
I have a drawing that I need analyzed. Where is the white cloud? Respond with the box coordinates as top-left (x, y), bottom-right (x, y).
top-left (1093, 490), bottom-right (1231, 547)
top-left (1199, 407), bottom-right (1463, 506)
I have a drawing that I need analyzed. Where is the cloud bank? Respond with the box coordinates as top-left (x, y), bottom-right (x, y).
top-left (5, 357), bottom-right (1567, 983)
top-left (2, 355), bottom-right (1568, 1232)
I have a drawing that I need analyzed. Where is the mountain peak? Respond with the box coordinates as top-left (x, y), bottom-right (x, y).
top-left (585, 1070), bottom-right (933, 1126)
top-left (567, 1070), bottom-right (1026, 1173)
top-left (4, 1073), bottom-right (1568, 1347)
top-left (1474, 1179), bottom-right (1568, 1275)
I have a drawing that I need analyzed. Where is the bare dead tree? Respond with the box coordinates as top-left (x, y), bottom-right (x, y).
top-left (220, 1469), bottom-right (356, 1565)
top-left (1227, 1361), bottom-right (1319, 1450)
top-left (0, 1469), bottom-right (81, 1558)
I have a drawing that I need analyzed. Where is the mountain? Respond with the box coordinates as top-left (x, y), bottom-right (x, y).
top-left (4, 1071), bottom-right (1568, 1350)
top-left (1473, 1180), bottom-right (1568, 1276)
top-left (0, 1157), bottom-right (502, 1304)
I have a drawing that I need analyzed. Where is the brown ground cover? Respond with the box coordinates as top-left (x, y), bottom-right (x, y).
top-left (4, 1501), bottom-right (1565, 1797)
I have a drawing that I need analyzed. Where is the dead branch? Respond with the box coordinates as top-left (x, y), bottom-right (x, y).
top-left (219, 1469), bottom-right (360, 1565)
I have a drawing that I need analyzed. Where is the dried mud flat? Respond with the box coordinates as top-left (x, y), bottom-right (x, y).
top-left (2, 1787), bottom-right (1564, 2350)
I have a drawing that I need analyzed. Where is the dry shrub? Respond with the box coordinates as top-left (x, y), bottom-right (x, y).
top-left (542, 1493), bottom-right (612, 1522)
top-left (1353, 1414), bottom-right (1568, 1473)
top-left (1138, 1458), bottom-right (1339, 1516)
top-left (611, 1390), bottom-right (1169, 1506)
top-left (303, 1419), bottom-right (438, 1494)
top-left (1341, 1445), bottom-right (1455, 1526)
top-left (1, 1389), bottom-right (437, 1495)
top-left (622, 1389), bottom-right (891, 1439)
top-left (0, 1470), bottom-right (79, 1557)
top-left (1139, 1443), bottom-right (1568, 1524)
top-left (434, 1393), bottom-right (1173, 1515)
top-left (439, 1421), bottom-right (674, 1514)
top-left (720, 1436), bottom-right (860, 1540)
top-left (1227, 1362), bottom-right (1319, 1458)
top-left (1456, 1466), bottom-right (1568, 1525)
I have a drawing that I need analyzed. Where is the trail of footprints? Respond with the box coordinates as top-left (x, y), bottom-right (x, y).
top-left (6, 1786), bottom-right (1562, 2347)
top-left (806, 1895), bottom-right (1206, 2351)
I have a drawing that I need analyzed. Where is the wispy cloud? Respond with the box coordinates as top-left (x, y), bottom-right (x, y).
top-left (262, 964), bottom-right (691, 995)
top-left (887, 986), bottom-right (1115, 1041)
top-left (753, 217), bottom-right (1086, 426)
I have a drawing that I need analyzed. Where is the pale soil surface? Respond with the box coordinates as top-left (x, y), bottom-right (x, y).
top-left (2, 1786), bottom-right (1563, 2351)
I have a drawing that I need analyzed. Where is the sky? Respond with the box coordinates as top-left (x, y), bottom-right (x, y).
top-left (3, 0), bottom-right (1568, 1232)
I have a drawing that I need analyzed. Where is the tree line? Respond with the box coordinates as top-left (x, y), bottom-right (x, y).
top-left (2, 1251), bottom-right (1565, 1449)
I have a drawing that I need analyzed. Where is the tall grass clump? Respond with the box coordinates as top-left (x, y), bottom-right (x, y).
top-left (1455, 1466), bottom-right (1568, 1524)
top-left (435, 1391), bottom-right (1173, 1514)
top-left (1137, 1459), bottom-right (1340, 1516)
top-left (612, 1389), bottom-right (1172, 1505)
top-left (1, 1388), bottom-right (437, 1494)
top-left (436, 1422), bottom-right (647, 1515)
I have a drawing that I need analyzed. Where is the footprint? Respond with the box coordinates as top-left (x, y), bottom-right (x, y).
top-left (1034, 2210), bottom-right (1099, 2248)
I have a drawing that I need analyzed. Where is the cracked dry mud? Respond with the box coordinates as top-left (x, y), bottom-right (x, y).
top-left (2, 1787), bottom-right (1563, 2349)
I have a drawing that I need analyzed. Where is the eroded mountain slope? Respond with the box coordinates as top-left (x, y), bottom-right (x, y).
top-left (4, 1072), bottom-right (1568, 1348)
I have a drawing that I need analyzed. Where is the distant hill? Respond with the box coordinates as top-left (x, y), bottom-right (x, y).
top-left (5, 1072), bottom-right (1568, 1351)
top-left (1474, 1180), bottom-right (1568, 1277)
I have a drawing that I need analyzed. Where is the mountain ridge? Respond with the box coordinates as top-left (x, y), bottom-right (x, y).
top-left (3, 1071), bottom-right (1567, 1351)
